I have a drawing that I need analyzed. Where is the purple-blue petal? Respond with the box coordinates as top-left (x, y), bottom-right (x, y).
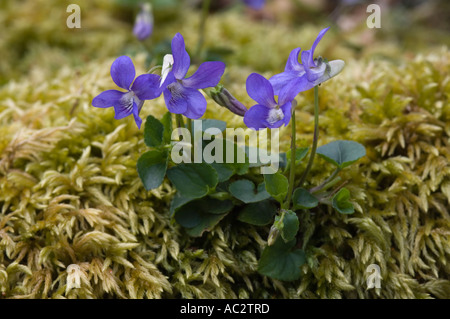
top-left (278, 76), bottom-right (311, 105)
top-left (307, 27), bottom-right (330, 68)
top-left (133, 10), bottom-right (153, 41)
top-left (285, 47), bottom-right (303, 72)
top-left (181, 88), bottom-right (207, 119)
top-left (114, 99), bottom-right (134, 120)
top-left (243, 0), bottom-right (265, 9)
top-left (163, 83), bottom-right (188, 114)
top-left (171, 33), bottom-right (191, 80)
top-left (269, 70), bottom-right (304, 96)
top-left (92, 90), bottom-right (126, 108)
top-left (280, 102), bottom-right (293, 127)
top-left (110, 56), bottom-right (136, 90)
top-left (302, 51), bottom-right (327, 82)
top-left (243, 104), bottom-right (271, 131)
top-left (246, 73), bottom-right (277, 108)
top-left (131, 73), bottom-right (162, 100)
top-left (182, 61), bottom-right (226, 89)
top-left (132, 104), bottom-right (143, 129)
top-left (159, 71), bottom-right (177, 91)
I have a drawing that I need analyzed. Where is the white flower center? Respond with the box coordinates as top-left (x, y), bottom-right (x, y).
top-left (120, 91), bottom-right (135, 111)
top-left (160, 54), bottom-right (174, 87)
top-left (120, 91), bottom-right (143, 113)
top-left (267, 108), bottom-right (284, 125)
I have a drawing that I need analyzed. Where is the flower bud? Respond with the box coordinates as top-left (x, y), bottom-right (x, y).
top-left (267, 225), bottom-right (280, 246)
top-left (209, 84), bottom-right (248, 117)
top-left (133, 3), bottom-right (153, 41)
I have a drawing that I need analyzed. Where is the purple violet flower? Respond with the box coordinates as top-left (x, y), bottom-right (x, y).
top-left (133, 3), bottom-right (153, 41)
top-left (269, 27), bottom-right (345, 96)
top-left (159, 33), bottom-right (226, 119)
top-left (92, 56), bottom-right (161, 129)
top-left (243, 73), bottom-right (299, 130)
top-left (243, 0), bottom-right (265, 10)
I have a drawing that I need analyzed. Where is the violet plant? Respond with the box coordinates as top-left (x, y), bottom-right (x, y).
top-left (133, 3), bottom-right (153, 41)
top-left (92, 4), bottom-right (366, 282)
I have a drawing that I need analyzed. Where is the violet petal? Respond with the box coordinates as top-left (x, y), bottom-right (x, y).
top-left (92, 90), bottom-right (126, 108)
top-left (246, 73), bottom-right (277, 108)
top-left (243, 104), bottom-right (271, 130)
top-left (110, 56), bottom-right (135, 90)
top-left (131, 73), bottom-right (162, 100)
top-left (171, 33), bottom-right (190, 80)
top-left (182, 61), bottom-right (226, 89)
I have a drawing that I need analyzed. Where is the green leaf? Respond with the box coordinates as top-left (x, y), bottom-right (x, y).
top-left (292, 188), bottom-right (319, 209)
top-left (258, 237), bottom-right (306, 281)
top-left (221, 139), bottom-right (249, 175)
top-left (332, 187), bottom-right (355, 214)
top-left (210, 163), bottom-right (235, 182)
top-left (244, 146), bottom-right (286, 170)
top-left (264, 172), bottom-right (289, 204)
top-left (203, 138), bottom-right (249, 177)
top-left (161, 112), bottom-right (173, 145)
top-left (237, 200), bottom-right (277, 226)
top-left (316, 140), bottom-right (366, 169)
top-left (136, 149), bottom-right (168, 191)
top-left (229, 179), bottom-right (270, 203)
top-left (279, 210), bottom-right (299, 242)
top-left (174, 198), bottom-right (233, 237)
top-left (169, 192), bottom-right (195, 217)
top-left (144, 115), bottom-right (164, 147)
top-left (167, 163), bottom-right (218, 199)
top-left (185, 214), bottom-right (227, 237)
top-left (286, 147), bottom-right (309, 168)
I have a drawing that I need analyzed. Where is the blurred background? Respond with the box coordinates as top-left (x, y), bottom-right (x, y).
top-left (1, 0), bottom-right (449, 86)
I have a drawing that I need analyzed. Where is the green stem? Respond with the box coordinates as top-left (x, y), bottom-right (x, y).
top-left (146, 65), bottom-right (162, 74)
top-left (309, 168), bottom-right (340, 193)
top-left (283, 107), bottom-right (297, 210)
top-left (194, 0), bottom-right (211, 62)
top-left (186, 117), bottom-right (192, 136)
top-left (298, 85), bottom-right (320, 188)
top-left (175, 114), bottom-right (185, 135)
top-left (185, 117), bottom-right (194, 162)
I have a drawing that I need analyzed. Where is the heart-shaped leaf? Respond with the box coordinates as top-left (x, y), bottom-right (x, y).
top-left (316, 140), bottom-right (366, 169)
top-left (332, 187), bottom-right (354, 214)
top-left (285, 147), bottom-right (309, 170)
top-left (160, 112), bottom-right (173, 145)
top-left (210, 163), bottom-right (235, 182)
top-left (167, 163), bottom-right (218, 199)
top-left (279, 210), bottom-right (299, 242)
top-left (292, 188), bottom-right (319, 210)
top-left (203, 138), bottom-right (249, 177)
top-left (229, 179), bottom-right (270, 203)
top-left (144, 115), bottom-right (164, 148)
top-left (264, 172), bottom-right (289, 204)
top-left (237, 200), bottom-right (277, 226)
top-left (137, 149), bottom-right (168, 190)
top-left (258, 237), bottom-right (306, 281)
top-left (169, 192), bottom-right (195, 217)
top-left (244, 146), bottom-right (286, 170)
top-left (174, 198), bottom-right (233, 237)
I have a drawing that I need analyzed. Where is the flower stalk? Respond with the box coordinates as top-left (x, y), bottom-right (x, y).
top-left (283, 105), bottom-right (297, 210)
top-left (195, 0), bottom-right (212, 62)
top-left (298, 85), bottom-right (319, 188)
